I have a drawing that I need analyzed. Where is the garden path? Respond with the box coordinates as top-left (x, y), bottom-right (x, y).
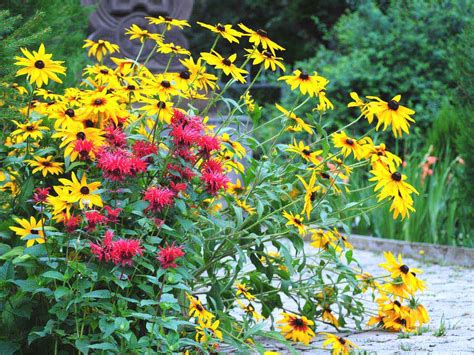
top-left (262, 248), bottom-right (474, 354)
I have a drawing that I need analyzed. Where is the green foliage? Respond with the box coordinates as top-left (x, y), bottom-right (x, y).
top-left (190, 0), bottom-right (348, 63)
top-left (288, 0), bottom-right (473, 132)
top-left (427, 100), bottom-right (461, 157)
top-left (352, 149), bottom-right (471, 247)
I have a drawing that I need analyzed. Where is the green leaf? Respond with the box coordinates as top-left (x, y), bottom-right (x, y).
top-left (42, 270), bottom-right (64, 281)
top-left (0, 261), bottom-right (14, 280)
top-left (82, 289), bottom-right (111, 299)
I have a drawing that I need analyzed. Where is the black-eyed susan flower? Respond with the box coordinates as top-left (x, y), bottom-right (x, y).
top-left (282, 210), bottom-right (306, 236)
top-left (139, 98), bottom-right (174, 123)
top-left (245, 48), bottom-right (285, 71)
top-left (83, 89), bottom-right (121, 125)
top-left (143, 74), bottom-right (181, 98)
top-left (235, 198), bottom-right (256, 215)
top-left (367, 95), bottom-right (415, 138)
top-left (286, 139), bottom-right (322, 165)
top-left (125, 24), bottom-right (162, 43)
top-left (296, 172), bottom-right (319, 218)
top-left (180, 57), bottom-right (218, 93)
top-left (146, 15), bottom-right (190, 30)
top-left (238, 23), bottom-right (285, 54)
top-left (200, 51), bottom-right (248, 83)
top-left (347, 92), bottom-right (377, 123)
top-left (275, 103), bottom-right (313, 135)
top-left (53, 121), bottom-right (105, 160)
top-left (59, 172), bottom-right (102, 209)
top-left (235, 283), bottom-right (255, 300)
top-left (277, 312), bottom-right (315, 345)
top-left (10, 217), bottom-right (45, 247)
top-left (322, 333), bottom-right (357, 355)
top-left (379, 252), bottom-right (422, 290)
top-left (195, 318), bottom-right (223, 343)
top-left (157, 42), bottom-right (191, 56)
top-left (309, 229), bottom-right (339, 251)
top-left (25, 156), bottom-right (64, 177)
top-left (197, 22), bottom-right (243, 43)
top-left (332, 131), bottom-right (367, 160)
top-left (241, 91), bottom-right (255, 112)
top-left (363, 138), bottom-right (402, 170)
top-left (322, 308), bottom-right (339, 327)
top-left (316, 91), bottom-right (334, 111)
top-left (46, 186), bottom-right (73, 221)
top-left (220, 133), bottom-right (246, 158)
top-left (227, 179), bottom-right (246, 196)
top-left (12, 119), bottom-right (49, 141)
top-left (186, 293), bottom-right (214, 322)
top-left (14, 43), bottom-right (66, 87)
top-left (236, 300), bottom-right (263, 321)
top-left (83, 39), bottom-right (120, 62)
top-left (278, 70), bottom-right (328, 97)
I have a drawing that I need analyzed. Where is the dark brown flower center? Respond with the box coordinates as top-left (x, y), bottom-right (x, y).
top-left (93, 98), bottom-right (104, 106)
top-left (180, 70), bottom-right (191, 79)
top-left (299, 71), bottom-right (309, 80)
top-left (26, 125), bottom-right (35, 131)
top-left (100, 69), bottom-right (109, 74)
top-left (80, 186), bottom-right (90, 195)
top-left (391, 172), bottom-right (402, 181)
top-left (222, 58), bottom-right (232, 66)
top-left (345, 138), bottom-right (354, 146)
top-left (164, 16), bottom-right (172, 21)
top-left (161, 80), bottom-right (171, 88)
top-left (293, 317), bottom-right (304, 327)
top-left (394, 300), bottom-right (401, 307)
top-left (85, 120), bottom-right (94, 128)
top-left (339, 337), bottom-right (346, 345)
top-left (263, 51), bottom-right (273, 58)
top-left (42, 161), bottom-right (52, 167)
top-left (65, 108), bottom-right (75, 117)
top-left (388, 100), bottom-right (399, 110)
top-left (34, 60), bottom-right (45, 69)
top-left (400, 264), bottom-right (409, 274)
top-left (302, 149), bottom-right (311, 156)
top-left (157, 101), bottom-right (166, 109)
top-left (127, 85), bottom-right (136, 90)
top-left (216, 24), bottom-right (225, 31)
top-left (76, 132), bottom-right (86, 140)
top-left (31, 229), bottom-right (39, 235)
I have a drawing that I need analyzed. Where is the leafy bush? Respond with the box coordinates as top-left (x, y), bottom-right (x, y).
top-left (288, 0), bottom-right (473, 133)
top-left (0, 17), bottom-right (429, 353)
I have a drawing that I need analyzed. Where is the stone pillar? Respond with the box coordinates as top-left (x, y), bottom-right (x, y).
top-left (81, 0), bottom-right (194, 72)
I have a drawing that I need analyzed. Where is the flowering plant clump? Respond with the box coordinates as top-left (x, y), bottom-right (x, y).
top-left (0, 17), bottom-right (429, 354)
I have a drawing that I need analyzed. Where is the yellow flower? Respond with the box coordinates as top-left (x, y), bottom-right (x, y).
top-left (277, 312), bottom-right (315, 345)
top-left (47, 186), bottom-right (73, 220)
top-left (11, 119), bottom-right (49, 141)
top-left (278, 70), bottom-right (328, 97)
top-left (379, 252), bottom-right (423, 291)
top-left (235, 198), bottom-right (256, 215)
top-left (146, 15), bottom-right (190, 30)
top-left (282, 210), bottom-right (306, 236)
top-left (309, 229), bottom-right (339, 251)
top-left (332, 131), bottom-right (367, 160)
top-left (195, 318), bottom-right (223, 343)
top-left (322, 308), bottom-right (339, 327)
top-left (25, 156), bottom-right (64, 177)
top-left (200, 51), bottom-right (248, 83)
top-left (197, 22), bottom-right (243, 43)
top-left (275, 103), bottom-right (313, 135)
top-left (139, 98), bottom-right (175, 123)
top-left (245, 48), bottom-right (285, 71)
top-left (238, 23), bottom-right (285, 54)
top-left (347, 92), bottom-right (378, 123)
top-left (236, 300), bottom-right (263, 321)
top-left (14, 43), bottom-right (66, 87)
top-left (59, 172), bottom-right (102, 209)
top-left (82, 39), bottom-right (119, 62)
top-left (235, 283), bottom-right (255, 300)
top-left (242, 91), bottom-right (255, 112)
top-left (220, 133), bottom-right (246, 158)
top-left (125, 24), bottom-right (162, 43)
top-left (367, 95), bottom-right (415, 137)
top-left (186, 293), bottom-right (214, 322)
top-left (364, 138), bottom-right (402, 170)
top-left (296, 172), bottom-right (320, 218)
top-left (157, 42), bottom-right (191, 56)
top-left (180, 57), bottom-right (218, 93)
top-left (286, 139), bottom-right (322, 165)
top-left (322, 333), bottom-right (357, 355)
top-left (10, 217), bottom-right (45, 247)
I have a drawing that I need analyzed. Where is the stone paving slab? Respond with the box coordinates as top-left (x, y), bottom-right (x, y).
top-left (260, 248), bottom-right (474, 354)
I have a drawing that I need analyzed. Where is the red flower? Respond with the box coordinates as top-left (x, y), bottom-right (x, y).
top-left (73, 139), bottom-right (96, 161)
top-left (170, 181), bottom-right (187, 193)
top-left (85, 210), bottom-right (107, 231)
top-left (170, 111), bottom-right (204, 146)
top-left (198, 135), bottom-right (220, 153)
top-left (32, 187), bottom-right (50, 203)
top-left (104, 126), bottom-right (127, 147)
top-left (157, 242), bottom-right (185, 269)
top-left (143, 186), bottom-right (175, 212)
top-left (132, 140), bottom-right (157, 159)
top-left (90, 230), bottom-right (114, 262)
top-left (201, 170), bottom-right (229, 195)
top-left (63, 214), bottom-right (81, 233)
top-left (110, 238), bottom-right (143, 266)
top-left (104, 206), bottom-right (122, 223)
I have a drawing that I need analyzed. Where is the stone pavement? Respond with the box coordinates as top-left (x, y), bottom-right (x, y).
top-left (261, 248), bottom-right (474, 354)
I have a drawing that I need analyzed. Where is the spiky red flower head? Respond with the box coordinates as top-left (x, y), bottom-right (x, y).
top-left (32, 187), bottom-right (50, 203)
top-left (167, 164), bottom-right (196, 181)
top-left (170, 181), bottom-right (187, 193)
top-left (110, 238), bottom-right (143, 266)
top-left (174, 147), bottom-right (197, 163)
top-left (129, 156), bottom-right (148, 175)
top-left (132, 140), bottom-right (158, 159)
top-left (97, 148), bottom-right (132, 181)
top-left (85, 210), bottom-right (107, 231)
top-left (157, 242), bottom-right (185, 269)
top-left (170, 111), bottom-right (204, 146)
top-left (63, 214), bottom-right (81, 233)
top-left (143, 186), bottom-right (175, 212)
top-left (198, 135), bottom-right (220, 153)
top-left (104, 206), bottom-right (122, 223)
top-left (104, 126), bottom-right (127, 147)
top-left (74, 139), bottom-right (96, 160)
top-left (201, 170), bottom-right (229, 195)
top-left (202, 158), bottom-right (224, 174)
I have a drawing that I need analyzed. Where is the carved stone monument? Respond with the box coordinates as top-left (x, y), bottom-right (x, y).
top-left (81, 0), bottom-right (194, 72)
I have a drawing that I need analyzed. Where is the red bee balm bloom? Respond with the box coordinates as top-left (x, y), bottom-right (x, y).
top-left (157, 243), bottom-right (185, 269)
top-left (90, 230), bottom-right (143, 266)
top-left (143, 186), bottom-right (175, 212)
top-left (32, 187), bottom-right (51, 203)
